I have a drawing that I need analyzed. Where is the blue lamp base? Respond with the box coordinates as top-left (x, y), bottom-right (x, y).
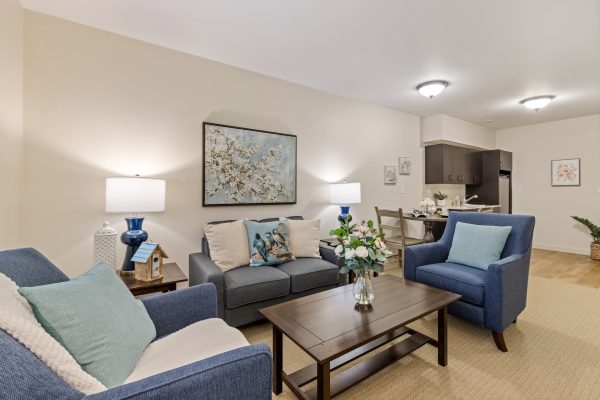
top-left (338, 205), bottom-right (352, 223)
top-left (120, 217), bottom-right (148, 274)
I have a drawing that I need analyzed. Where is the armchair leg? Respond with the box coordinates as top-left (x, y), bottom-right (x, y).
top-left (492, 331), bottom-right (508, 352)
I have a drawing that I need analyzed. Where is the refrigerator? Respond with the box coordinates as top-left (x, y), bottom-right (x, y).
top-left (499, 174), bottom-right (511, 214)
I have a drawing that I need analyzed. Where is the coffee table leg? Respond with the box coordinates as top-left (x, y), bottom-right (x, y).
top-left (317, 361), bottom-right (330, 400)
top-left (273, 325), bottom-right (283, 394)
top-left (438, 306), bottom-right (448, 366)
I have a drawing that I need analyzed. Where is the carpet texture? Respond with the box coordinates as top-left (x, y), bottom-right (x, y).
top-left (242, 276), bottom-right (600, 399)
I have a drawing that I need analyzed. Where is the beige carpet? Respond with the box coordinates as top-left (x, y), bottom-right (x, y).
top-left (242, 276), bottom-right (600, 400)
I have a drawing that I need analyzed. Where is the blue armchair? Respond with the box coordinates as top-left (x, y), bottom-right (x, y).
top-left (404, 212), bottom-right (535, 352)
top-left (0, 248), bottom-right (272, 400)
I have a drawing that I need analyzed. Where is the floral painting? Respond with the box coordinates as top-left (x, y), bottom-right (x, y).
top-left (551, 158), bottom-right (580, 186)
top-left (203, 123), bottom-right (297, 205)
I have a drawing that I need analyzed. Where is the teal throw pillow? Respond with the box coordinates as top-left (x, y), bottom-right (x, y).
top-left (244, 219), bottom-right (294, 266)
top-left (446, 222), bottom-right (512, 270)
top-left (19, 264), bottom-right (156, 388)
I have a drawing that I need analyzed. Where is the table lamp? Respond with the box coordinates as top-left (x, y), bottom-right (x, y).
top-left (330, 182), bottom-right (361, 222)
top-left (105, 176), bottom-right (166, 274)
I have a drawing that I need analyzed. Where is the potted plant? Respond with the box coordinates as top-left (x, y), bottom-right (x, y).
top-left (331, 218), bottom-right (391, 309)
top-left (571, 216), bottom-right (600, 261)
top-left (433, 191), bottom-right (448, 207)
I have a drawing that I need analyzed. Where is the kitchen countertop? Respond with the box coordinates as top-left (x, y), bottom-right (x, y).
top-left (445, 204), bottom-right (501, 211)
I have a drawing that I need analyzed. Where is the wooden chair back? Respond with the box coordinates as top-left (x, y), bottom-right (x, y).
top-left (374, 207), bottom-right (407, 249)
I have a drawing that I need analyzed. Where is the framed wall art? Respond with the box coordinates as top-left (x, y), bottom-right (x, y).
top-left (398, 157), bottom-right (412, 175)
top-left (203, 122), bottom-right (297, 206)
top-left (384, 165), bottom-right (397, 184)
top-left (551, 158), bottom-right (580, 187)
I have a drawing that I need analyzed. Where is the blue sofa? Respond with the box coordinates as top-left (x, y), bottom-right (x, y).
top-left (404, 212), bottom-right (535, 352)
top-left (0, 248), bottom-right (272, 400)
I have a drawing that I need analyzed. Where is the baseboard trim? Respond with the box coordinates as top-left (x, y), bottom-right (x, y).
top-left (533, 242), bottom-right (589, 256)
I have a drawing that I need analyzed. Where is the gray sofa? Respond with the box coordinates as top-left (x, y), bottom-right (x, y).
top-left (189, 216), bottom-right (347, 327)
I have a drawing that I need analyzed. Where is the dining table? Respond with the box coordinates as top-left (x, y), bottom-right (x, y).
top-left (403, 213), bottom-right (448, 243)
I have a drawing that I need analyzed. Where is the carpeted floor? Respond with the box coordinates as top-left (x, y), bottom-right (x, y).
top-left (242, 276), bottom-right (600, 399)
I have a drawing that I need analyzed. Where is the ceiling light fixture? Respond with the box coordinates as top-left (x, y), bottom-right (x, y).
top-left (416, 80), bottom-right (449, 99)
top-left (519, 95), bottom-right (556, 111)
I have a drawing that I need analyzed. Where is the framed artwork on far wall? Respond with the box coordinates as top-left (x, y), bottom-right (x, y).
top-left (203, 122), bottom-right (297, 206)
top-left (384, 165), bottom-right (397, 184)
top-left (398, 157), bottom-right (412, 175)
top-left (551, 158), bottom-right (580, 187)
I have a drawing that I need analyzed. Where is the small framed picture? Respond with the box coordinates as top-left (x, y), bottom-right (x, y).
top-left (398, 157), bottom-right (412, 175)
top-left (384, 166), bottom-right (397, 184)
top-left (551, 158), bottom-right (580, 186)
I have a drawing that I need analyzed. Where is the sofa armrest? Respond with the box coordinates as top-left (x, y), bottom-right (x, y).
top-left (189, 253), bottom-right (225, 318)
top-left (85, 344), bottom-right (272, 400)
top-left (484, 252), bottom-right (531, 332)
top-left (142, 284), bottom-right (218, 338)
top-left (319, 245), bottom-right (348, 285)
top-left (403, 242), bottom-right (450, 281)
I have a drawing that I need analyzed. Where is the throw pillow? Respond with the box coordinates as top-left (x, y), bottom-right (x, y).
top-left (288, 219), bottom-right (322, 258)
top-left (244, 219), bottom-right (294, 266)
top-left (447, 222), bottom-right (513, 270)
top-left (19, 264), bottom-right (156, 388)
top-left (203, 220), bottom-right (250, 272)
top-left (0, 273), bottom-right (106, 395)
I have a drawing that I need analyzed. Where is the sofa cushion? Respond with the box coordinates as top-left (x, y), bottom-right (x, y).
top-left (203, 220), bottom-right (250, 272)
top-left (19, 265), bottom-right (156, 388)
top-left (224, 267), bottom-right (290, 309)
top-left (447, 222), bottom-right (512, 270)
top-left (288, 219), bottom-right (322, 259)
top-left (244, 219), bottom-right (293, 267)
top-left (416, 262), bottom-right (486, 306)
top-left (125, 318), bottom-right (249, 384)
top-left (278, 259), bottom-right (339, 293)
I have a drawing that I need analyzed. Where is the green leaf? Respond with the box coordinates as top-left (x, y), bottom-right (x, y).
top-left (368, 248), bottom-right (376, 260)
top-left (340, 265), bottom-right (349, 274)
top-left (367, 220), bottom-right (374, 228)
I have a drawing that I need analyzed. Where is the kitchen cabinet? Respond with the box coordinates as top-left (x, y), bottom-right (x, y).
top-left (425, 144), bottom-right (481, 185)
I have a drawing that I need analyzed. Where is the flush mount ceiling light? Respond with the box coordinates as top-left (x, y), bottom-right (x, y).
top-left (416, 80), bottom-right (449, 99)
top-left (519, 95), bottom-right (556, 111)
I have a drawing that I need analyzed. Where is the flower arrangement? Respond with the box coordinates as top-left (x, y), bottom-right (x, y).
top-left (331, 218), bottom-right (391, 306)
top-left (419, 197), bottom-right (435, 208)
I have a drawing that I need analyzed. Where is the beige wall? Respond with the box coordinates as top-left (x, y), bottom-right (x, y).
top-left (22, 12), bottom-right (423, 276)
top-left (422, 113), bottom-right (496, 150)
top-left (496, 114), bottom-right (600, 255)
top-left (0, 0), bottom-right (24, 248)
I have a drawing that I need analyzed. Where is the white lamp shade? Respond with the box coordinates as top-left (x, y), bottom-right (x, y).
top-left (330, 182), bottom-right (361, 205)
top-left (105, 177), bottom-right (166, 213)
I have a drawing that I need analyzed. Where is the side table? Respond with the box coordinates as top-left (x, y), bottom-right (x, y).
top-left (119, 262), bottom-right (188, 296)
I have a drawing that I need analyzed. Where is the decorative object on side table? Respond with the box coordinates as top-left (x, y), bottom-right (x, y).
top-left (94, 221), bottom-right (117, 271)
top-left (330, 218), bottom-right (391, 309)
top-left (131, 242), bottom-right (168, 282)
top-left (551, 158), bottom-right (580, 186)
top-left (120, 262), bottom-right (187, 296)
top-left (433, 191), bottom-right (448, 207)
top-left (398, 156), bottom-right (412, 175)
top-left (571, 216), bottom-right (600, 261)
top-left (384, 166), bottom-right (397, 184)
top-left (105, 176), bottom-right (166, 275)
top-left (203, 122), bottom-right (297, 206)
top-left (330, 181), bottom-right (361, 222)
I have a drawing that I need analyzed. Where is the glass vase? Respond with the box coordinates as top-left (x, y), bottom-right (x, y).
top-left (353, 270), bottom-right (374, 309)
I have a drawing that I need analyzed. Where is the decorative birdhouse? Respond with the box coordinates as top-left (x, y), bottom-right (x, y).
top-left (131, 242), bottom-right (168, 282)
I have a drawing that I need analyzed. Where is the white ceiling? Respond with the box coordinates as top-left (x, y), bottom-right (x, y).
top-left (20, 0), bottom-right (600, 129)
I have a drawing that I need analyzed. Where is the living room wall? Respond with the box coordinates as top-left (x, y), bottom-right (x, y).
top-left (0, 0), bottom-right (24, 249)
top-left (22, 11), bottom-right (423, 276)
top-left (496, 114), bottom-right (600, 255)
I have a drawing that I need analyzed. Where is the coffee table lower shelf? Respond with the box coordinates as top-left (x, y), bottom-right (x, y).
top-left (277, 325), bottom-right (442, 400)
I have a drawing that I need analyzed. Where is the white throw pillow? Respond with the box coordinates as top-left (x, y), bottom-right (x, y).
top-left (288, 219), bottom-right (322, 258)
top-left (203, 220), bottom-right (250, 271)
top-left (0, 273), bottom-right (106, 395)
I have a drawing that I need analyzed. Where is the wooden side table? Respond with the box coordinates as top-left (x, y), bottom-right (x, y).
top-left (119, 262), bottom-right (188, 296)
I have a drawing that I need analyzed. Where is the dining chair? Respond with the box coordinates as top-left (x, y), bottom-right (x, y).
top-left (374, 207), bottom-right (425, 273)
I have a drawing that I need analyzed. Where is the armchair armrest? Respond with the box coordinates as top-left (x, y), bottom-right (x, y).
top-left (85, 344), bottom-right (272, 400)
top-left (403, 242), bottom-right (450, 281)
top-left (189, 253), bottom-right (225, 318)
top-left (142, 284), bottom-right (218, 338)
top-left (484, 252), bottom-right (531, 332)
top-left (319, 245), bottom-right (348, 286)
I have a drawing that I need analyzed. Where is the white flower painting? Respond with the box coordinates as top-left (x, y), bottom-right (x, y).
top-left (203, 123), bottom-right (297, 205)
top-left (551, 158), bottom-right (580, 186)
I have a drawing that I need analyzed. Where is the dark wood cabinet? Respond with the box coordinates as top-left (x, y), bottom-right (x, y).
top-left (499, 151), bottom-right (512, 171)
top-left (425, 144), bottom-right (481, 185)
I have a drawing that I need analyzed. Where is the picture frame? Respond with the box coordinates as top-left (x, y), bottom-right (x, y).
top-left (203, 122), bottom-right (297, 206)
top-left (384, 165), bottom-right (397, 184)
top-left (551, 158), bottom-right (580, 187)
top-left (398, 157), bottom-right (412, 175)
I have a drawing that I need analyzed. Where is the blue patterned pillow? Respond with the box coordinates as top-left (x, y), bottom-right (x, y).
top-left (244, 219), bottom-right (294, 266)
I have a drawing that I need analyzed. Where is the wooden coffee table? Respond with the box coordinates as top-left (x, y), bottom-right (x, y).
top-left (260, 275), bottom-right (461, 400)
